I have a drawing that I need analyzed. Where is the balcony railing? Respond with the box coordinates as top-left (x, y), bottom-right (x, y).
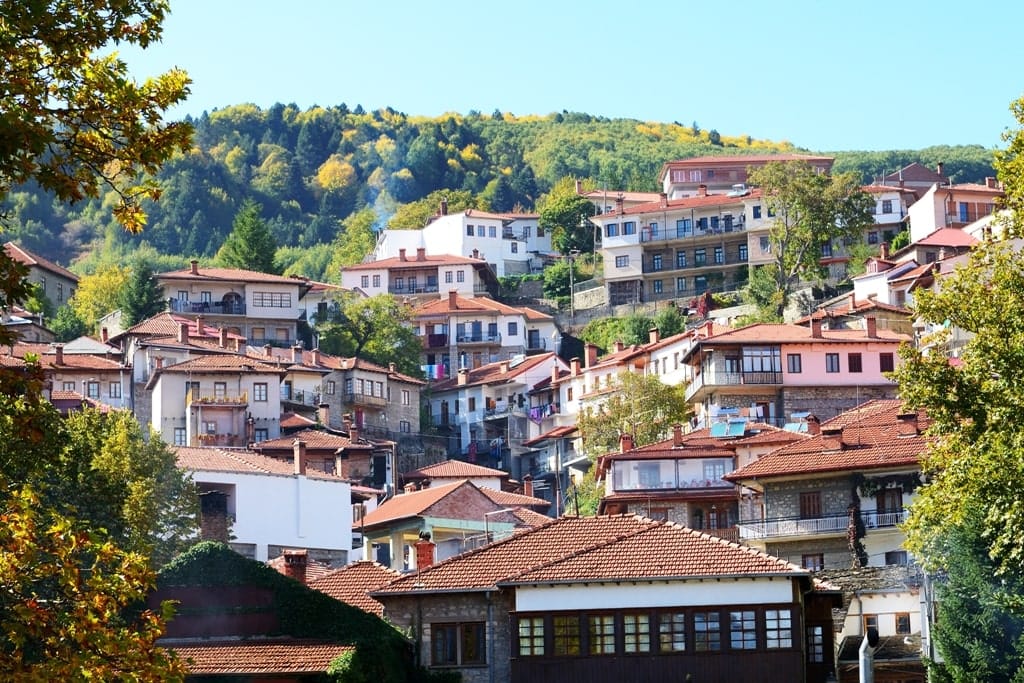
top-left (389, 284), bottom-right (439, 295)
top-left (456, 332), bottom-right (502, 344)
top-left (281, 388), bottom-right (320, 407)
top-left (194, 433), bottom-right (246, 448)
top-left (525, 337), bottom-right (547, 351)
top-left (640, 220), bottom-right (747, 244)
top-left (613, 477), bottom-right (732, 492)
top-left (737, 509), bottom-right (908, 540)
top-left (168, 299), bottom-right (246, 315)
top-left (643, 257), bottom-right (748, 274)
top-left (345, 392), bottom-right (387, 408)
top-left (424, 333), bottom-right (449, 349)
top-left (187, 392), bottom-right (248, 407)
top-left (249, 338), bottom-right (298, 348)
top-left (685, 369), bottom-right (783, 400)
top-left (484, 404), bottom-right (512, 419)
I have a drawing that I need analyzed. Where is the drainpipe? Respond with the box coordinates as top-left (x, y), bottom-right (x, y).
top-left (486, 590), bottom-right (495, 683)
top-left (860, 628), bottom-right (878, 683)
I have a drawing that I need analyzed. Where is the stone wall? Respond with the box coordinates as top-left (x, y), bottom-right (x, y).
top-left (267, 544), bottom-right (347, 568)
top-left (767, 537), bottom-right (852, 570)
top-left (782, 385), bottom-right (897, 422)
top-left (765, 477), bottom-right (852, 520)
top-left (381, 591), bottom-right (515, 683)
top-left (132, 383), bottom-right (152, 430)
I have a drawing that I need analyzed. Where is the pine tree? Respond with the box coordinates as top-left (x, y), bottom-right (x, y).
top-left (120, 262), bottom-right (166, 326)
top-left (216, 200), bottom-right (278, 273)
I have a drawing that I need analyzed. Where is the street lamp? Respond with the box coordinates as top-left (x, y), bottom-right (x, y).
top-left (567, 249), bottom-right (581, 321)
top-left (483, 508), bottom-right (516, 545)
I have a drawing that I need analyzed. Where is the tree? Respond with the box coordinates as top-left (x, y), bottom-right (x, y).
top-left (50, 303), bottom-right (87, 342)
top-left (327, 208), bottom-right (378, 276)
top-left (70, 264), bottom-right (131, 334)
top-left (652, 304), bottom-right (687, 337)
top-left (216, 200), bottom-right (278, 273)
top-left (317, 294), bottom-right (422, 377)
top-left (576, 372), bottom-right (690, 458)
top-left (120, 261), bottom-right (166, 327)
top-left (746, 161), bottom-right (874, 319)
top-left (387, 189), bottom-right (481, 230)
top-left (537, 176), bottom-right (597, 254)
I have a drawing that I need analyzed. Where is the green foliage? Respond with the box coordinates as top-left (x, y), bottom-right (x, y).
top-left (576, 372), bottom-right (691, 458)
top-left (843, 239), bottom-right (876, 280)
top-left (537, 177), bottom-right (597, 254)
top-left (70, 264), bottom-right (130, 334)
top-left (890, 228), bottom-right (910, 251)
top-left (541, 258), bottom-right (576, 299)
top-left (276, 244), bottom-right (335, 282)
top-left (387, 189), bottom-right (482, 230)
top-left (120, 261), bottom-right (166, 327)
top-left (567, 469), bottom-right (603, 516)
top-left (50, 303), bottom-right (87, 342)
top-left (328, 208), bottom-right (378, 276)
top-left (831, 146), bottom-right (996, 186)
top-left (317, 294), bottom-right (423, 376)
top-left (216, 200), bottom-right (278, 273)
top-left (995, 97), bottom-right (1024, 232)
top-left (652, 305), bottom-right (687, 337)
top-left (579, 314), bottom-right (654, 351)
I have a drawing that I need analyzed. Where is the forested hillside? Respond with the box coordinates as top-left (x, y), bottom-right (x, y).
top-left (0, 103), bottom-right (996, 278)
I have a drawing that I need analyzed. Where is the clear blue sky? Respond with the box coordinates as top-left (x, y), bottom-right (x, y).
top-left (120, 0), bottom-right (1024, 152)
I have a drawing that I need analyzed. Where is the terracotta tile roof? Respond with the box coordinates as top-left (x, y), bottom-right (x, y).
top-left (4, 242), bottom-right (79, 282)
top-left (117, 312), bottom-right (247, 341)
top-left (796, 298), bottom-right (913, 323)
top-left (375, 515), bottom-right (807, 595)
top-left (40, 353), bottom-right (124, 371)
top-left (0, 354), bottom-right (27, 368)
top-left (254, 428), bottom-right (372, 452)
top-left (480, 487), bottom-right (550, 509)
top-left (413, 293), bottom-right (552, 321)
top-left (308, 561), bottom-right (401, 616)
top-left (696, 322), bottom-right (909, 345)
top-left (281, 412), bottom-right (317, 429)
top-left (431, 352), bottom-right (558, 391)
top-left (913, 228), bottom-right (978, 247)
top-left (359, 479), bottom-right (472, 528)
top-left (158, 266), bottom-right (307, 286)
top-left (266, 553), bottom-right (335, 583)
top-left (511, 507), bottom-right (553, 527)
top-left (343, 253), bottom-right (487, 271)
top-left (159, 354), bottom-right (286, 375)
top-left (661, 153), bottom-right (833, 174)
top-left (883, 163), bottom-right (946, 184)
top-left (726, 400), bottom-right (931, 481)
top-left (463, 208), bottom-right (515, 221)
top-left (521, 425), bottom-right (577, 447)
top-left (175, 446), bottom-right (347, 482)
top-left (732, 427), bottom-right (809, 447)
top-left (581, 190), bottom-right (661, 203)
top-left (167, 639), bottom-right (353, 674)
top-left (593, 189), bottom-right (763, 218)
top-left (406, 459), bottom-right (507, 480)
top-left (860, 184), bottom-right (910, 194)
top-left (948, 182), bottom-right (1004, 194)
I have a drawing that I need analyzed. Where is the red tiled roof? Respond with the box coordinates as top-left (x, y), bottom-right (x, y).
top-left (359, 479), bottom-right (471, 528)
top-left (406, 459), bottom-right (507, 479)
top-left (511, 508), bottom-right (553, 527)
top-left (281, 412), bottom-right (317, 429)
top-left (592, 189), bottom-right (763, 219)
top-left (796, 298), bottom-right (913, 323)
top-left (860, 184), bottom-right (911, 194)
top-left (883, 163), bottom-right (946, 184)
top-left (168, 639), bottom-right (353, 674)
top-left (117, 312), bottom-right (247, 342)
top-left (521, 425), bottom-right (577, 446)
top-left (308, 561), bottom-right (402, 617)
top-left (266, 553), bottom-right (334, 583)
top-left (414, 293), bottom-right (552, 321)
top-left (159, 354), bottom-right (286, 375)
top-left (697, 322), bottom-right (909, 345)
top-left (254, 428), bottom-right (372, 451)
top-left (175, 446), bottom-right (347, 482)
top-left (4, 242), bottom-right (79, 282)
top-left (431, 352), bottom-right (558, 391)
top-left (344, 253), bottom-right (487, 271)
top-left (913, 228), bottom-right (978, 248)
top-left (480, 487), bottom-right (550, 509)
top-left (375, 515), bottom-right (806, 595)
top-left (948, 182), bottom-right (1004, 194)
top-left (581, 190), bottom-right (661, 203)
top-left (726, 400), bottom-right (931, 481)
top-left (158, 266), bottom-right (307, 286)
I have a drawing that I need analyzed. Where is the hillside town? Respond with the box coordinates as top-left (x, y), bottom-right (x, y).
top-left (2, 147), bottom-right (1014, 682)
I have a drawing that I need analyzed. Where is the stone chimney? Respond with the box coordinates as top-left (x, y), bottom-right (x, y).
top-left (848, 292), bottom-right (856, 310)
top-left (659, 192), bottom-right (668, 208)
top-left (615, 195), bottom-right (624, 214)
top-left (457, 368), bottom-right (468, 386)
top-left (232, 337), bottom-right (242, 353)
top-left (190, 259), bottom-right (199, 275)
top-left (349, 424), bottom-right (360, 443)
top-left (697, 184), bottom-right (708, 197)
top-left (585, 343), bottom-right (598, 368)
top-left (821, 426), bottom-right (844, 452)
top-left (414, 532), bottom-right (436, 570)
top-left (866, 316), bottom-right (877, 339)
top-left (448, 290), bottom-right (458, 310)
top-left (440, 198), bottom-right (448, 216)
top-left (318, 403), bottom-right (330, 426)
top-left (805, 414), bottom-right (820, 436)
top-left (673, 423), bottom-right (683, 447)
top-left (649, 327), bottom-right (660, 344)
top-left (810, 318), bottom-right (823, 339)
top-left (198, 490), bottom-right (230, 543)
top-left (293, 440), bottom-right (307, 476)
top-left (619, 433), bottom-right (634, 453)
top-left (499, 360), bottom-right (509, 374)
top-left (404, 482), bottom-right (418, 493)
top-left (53, 343), bottom-right (64, 366)
top-left (154, 355), bottom-right (164, 370)
top-left (291, 344), bottom-right (301, 364)
top-left (701, 320), bottom-right (715, 338)
top-left (896, 411), bottom-right (919, 436)
top-left (219, 327), bottom-right (228, 348)
top-left (416, 247), bottom-right (426, 261)
top-left (472, 248), bottom-right (479, 259)
top-left (398, 248), bottom-right (407, 262)
top-left (264, 344), bottom-right (273, 358)
top-left (177, 322), bottom-right (189, 344)
top-left (389, 362), bottom-right (396, 373)
top-left (100, 327), bottom-right (109, 343)
top-left (879, 242), bottom-right (890, 260)
top-left (552, 363), bottom-right (560, 385)
top-left (986, 176), bottom-right (998, 189)
top-left (195, 315), bottom-right (204, 335)
top-left (936, 162), bottom-right (945, 177)
top-left (282, 549), bottom-right (309, 584)
top-left (523, 474), bottom-right (533, 498)
top-left (613, 340), bottom-right (624, 353)
top-left (570, 357), bottom-right (580, 376)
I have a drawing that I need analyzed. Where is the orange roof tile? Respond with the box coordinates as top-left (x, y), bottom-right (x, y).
top-left (4, 242), bottom-right (79, 282)
top-left (281, 412), bottom-right (317, 429)
top-left (175, 446), bottom-right (347, 482)
top-left (255, 429), bottom-right (372, 451)
top-left (406, 459), bottom-right (507, 479)
top-left (697, 322), bottom-right (909, 345)
top-left (592, 189), bottom-right (763, 218)
top-left (431, 352), bottom-right (558, 392)
top-left (168, 639), bottom-right (353, 675)
top-left (266, 553), bottom-right (334, 583)
top-left (521, 425), bottom-right (577, 446)
top-left (413, 293), bottom-right (552, 321)
top-left (480, 487), bottom-right (550, 509)
top-left (913, 228), bottom-right (978, 247)
top-left (308, 561), bottom-right (401, 616)
top-left (343, 253), bottom-right (487, 271)
top-left (511, 508), bottom-right (553, 527)
top-left (159, 354), bottom-right (286, 375)
top-left (359, 480), bottom-right (481, 528)
top-left (158, 266), bottom-right (307, 286)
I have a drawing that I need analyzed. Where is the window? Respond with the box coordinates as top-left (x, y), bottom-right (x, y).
top-left (109, 382), bottom-right (121, 399)
top-left (675, 250), bottom-right (687, 268)
top-left (476, 225), bottom-right (485, 237)
top-left (676, 277), bottom-right (686, 292)
top-left (57, 282), bottom-right (64, 302)
top-left (86, 381), bottom-right (100, 399)
top-left (787, 353), bottom-right (802, 373)
top-left (466, 225), bottom-right (474, 236)
top-left (511, 242), bottom-right (519, 253)
top-left (825, 353), bottom-right (840, 373)
top-left (753, 205), bottom-right (762, 219)
top-left (821, 241), bottom-right (833, 257)
top-left (653, 280), bottom-right (663, 294)
top-left (254, 428), bottom-right (268, 443)
top-left (676, 218), bottom-right (692, 237)
top-left (694, 275), bottom-right (708, 293)
top-left (759, 236), bottom-right (771, 253)
top-left (623, 221), bottom-right (636, 235)
top-left (537, 224), bottom-right (545, 237)
top-left (204, 421), bottom-right (217, 435)
top-left (848, 352), bottom-right (863, 373)
top-left (765, 609), bottom-right (793, 648)
top-left (552, 615), bottom-right (581, 655)
top-left (710, 216), bottom-right (720, 231)
top-left (730, 611), bottom-right (757, 650)
top-left (394, 277), bottom-right (404, 291)
top-left (177, 289), bottom-right (188, 303)
top-left (658, 612), bottom-right (686, 652)
top-left (895, 613), bottom-right (911, 635)
top-left (408, 276), bottom-right (417, 290)
top-left (800, 492), bottom-right (822, 519)
top-left (697, 217), bottom-right (708, 232)
top-left (445, 271), bottom-right (453, 283)
top-left (325, 380), bottom-right (335, 395)
top-left (400, 420), bottom-right (411, 433)
top-left (694, 248), bottom-right (707, 266)
top-left (370, 274), bottom-right (380, 288)
top-left (201, 290), bottom-right (212, 303)
top-left (360, 275), bottom-right (369, 288)
top-left (880, 199), bottom-right (892, 214)
top-left (456, 270), bottom-right (465, 283)
top-left (588, 615), bottom-right (616, 654)
top-left (62, 381), bottom-right (75, 392)
top-left (252, 291), bottom-right (292, 307)
top-left (488, 226), bottom-right (496, 238)
top-left (885, 550), bottom-right (909, 566)
top-left (518, 617), bottom-right (545, 656)
top-left (431, 622), bottom-right (485, 666)
top-left (606, 223), bottom-right (619, 237)
top-left (694, 611), bottom-right (721, 651)
top-left (566, 387), bottom-right (573, 402)
top-left (173, 428), bottom-right (186, 446)
top-left (214, 382), bottom-right (227, 399)
top-left (253, 383), bottom-right (268, 401)
top-left (615, 255), bottom-right (629, 268)
top-left (402, 389), bottom-right (410, 405)
top-left (802, 554), bottom-right (824, 571)
top-left (508, 322), bottom-right (518, 337)
top-left (863, 614), bottom-right (878, 634)
top-left (880, 352), bottom-right (895, 373)
top-left (738, 244), bottom-right (748, 261)
top-left (623, 613), bottom-right (651, 653)
top-left (807, 625), bottom-right (825, 663)
top-left (714, 246), bottom-right (724, 264)
top-left (652, 253), bottom-right (663, 271)
top-left (867, 231), bottom-right (879, 245)
top-left (467, 397), bottom-right (476, 412)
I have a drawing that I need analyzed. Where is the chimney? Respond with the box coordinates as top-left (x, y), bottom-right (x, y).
top-left (613, 340), bottom-right (624, 353)
top-left (879, 242), bottom-right (890, 260)
top-left (649, 327), bottom-right (660, 344)
top-left (896, 411), bottom-right (919, 436)
top-left (619, 433), bottom-right (634, 453)
top-left (195, 315), bottom-right (203, 336)
top-left (805, 415), bottom-right (820, 436)
top-left (673, 423), bottom-right (683, 447)
top-left (440, 198), bottom-right (448, 216)
top-left (457, 368), bottom-right (468, 386)
top-left (500, 360), bottom-right (509, 374)
top-left (810, 319), bottom-right (822, 339)
top-left (848, 292), bottom-right (856, 310)
top-left (416, 247), bottom-right (426, 261)
top-left (177, 322), bottom-right (189, 344)
top-left (414, 533), bottom-right (436, 569)
top-left (936, 162), bottom-right (945, 177)
top-left (570, 357), bottom-right (581, 376)
top-left (264, 344), bottom-right (273, 358)
top-left (702, 320), bottom-right (714, 338)
top-left (615, 195), bottom-right (624, 214)
top-left (866, 316), bottom-right (877, 339)
top-left (523, 474), bottom-right (533, 498)
top-left (821, 426), bottom-right (844, 451)
top-left (585, 343), bottom-right (598, 368)
top-left (311, 348), bottom-right (321, 366)
top-left (472, 248), bottom-right (479, 259)
top-left (399, 248), bottom-right (407, 262)
top-left (100, 327), bottom-right (109, 343)
top-left (293, 440), bottom-right (307, 476)
top-left (986, 176), bottom-right (997, 189)
top-left (318, 403), bottom-right (330, 427)
top-left (198, 490), bottom-right (230, 543)
top-left (219, 327), bottom-right (227, 348)
top-left (342, 413), bottom-right (353, 432)
top-left (291, 344), bottom-right (301, 364)
top-left (54, 343), bottom-right (64, 366)
top-left (552, 363), bottom-right (560, 385)
top-left (232, 337), bottom-right (242, 353)
top-left (389, 362), bottom-right (396, 374)
top-left (349, 424), bottom-right (359, 443)
top-left (154, 355), bottom-right (164, 370)
top-left (190, 259), bottom-right (199, 275)
top-left (448, 290), bottom-right (458, 309)
top-left (282, 549), bottom-right (309, 584)
top-left (404, 482), bottom-right (418, 493)
top-left (697, 184), bottom-right (708, 197)
top-left (575, 179), bottom-right (583, 195)
top-left (659, 192), bottom-right (668, 208)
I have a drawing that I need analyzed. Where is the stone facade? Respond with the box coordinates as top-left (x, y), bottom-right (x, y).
top-left (764, 477), bottom-right (852, 520)
top-left (381, 591), bottom-right (514, 683)
top-left (267, 544), bottom-right (347, 567)
top-left (781, 385), bottom-right (897, 423)
top-left (767, 537), bottom-right (852, 571)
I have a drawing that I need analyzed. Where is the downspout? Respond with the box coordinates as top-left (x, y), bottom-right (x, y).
top-left (860, 628), bottom-right (878, 683)
top-left (486, 590), bottom-right (495, 683)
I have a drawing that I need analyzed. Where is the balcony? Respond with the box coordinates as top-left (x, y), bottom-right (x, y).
top-left (389, 284), bottom-right (439, 295)
top-left (187, 392), bottom-right (248, 407)
top-left (456, 332), bottom-right (502, 345)
top-left (423, 333), bottom-right (449, 349)
top-left (685, 369), bottom-right (783, 401)
top-left (281, 388), bottom-right (320, 407)
top-left (640, 220), bottom-right (747, 244)
top-left (194, 433), bottom-right (246, 448)
top-left (345, 392), bottom-right (387, 408)
top-left (643, 256), bottom-right (748, 274)
top-left (525, 337), bottom-right (547, 351)
top-left (737, 509), bottom-right (908, 541)
top-left (249, 338), bottom-right (298, 348)
top-left (169, 299), bottom-right (246, 315)
top-left (484, 404), bottom-right (512, 419)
